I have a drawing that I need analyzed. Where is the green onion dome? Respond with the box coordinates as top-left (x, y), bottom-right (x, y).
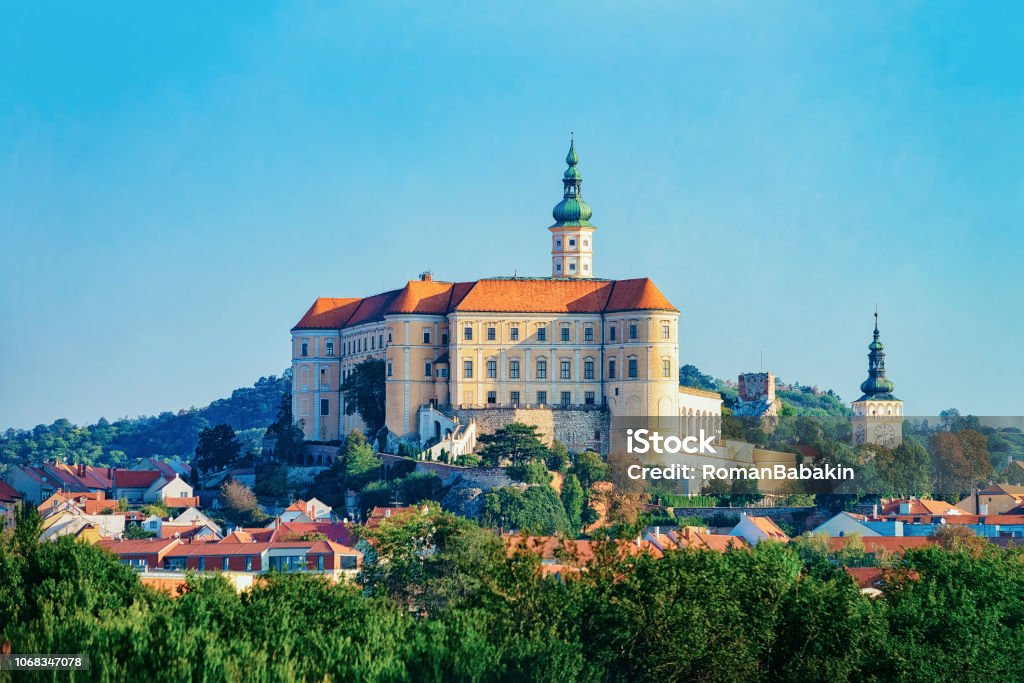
top-left (552, 137), bottom-right (594, 227)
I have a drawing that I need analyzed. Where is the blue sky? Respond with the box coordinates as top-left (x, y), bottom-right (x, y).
top-left (2, 2), bottom-right (1022, 429)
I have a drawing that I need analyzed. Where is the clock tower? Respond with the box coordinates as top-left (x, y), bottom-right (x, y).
top-left (549, 135), bottom-right (596, 278)
top-left (851, 312), bottom-right (904, 448)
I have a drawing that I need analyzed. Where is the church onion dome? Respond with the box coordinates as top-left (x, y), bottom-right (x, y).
top-left (858, 312), bottom-right (897, 401)
top-left (552, 136), bottom-right (594, 227)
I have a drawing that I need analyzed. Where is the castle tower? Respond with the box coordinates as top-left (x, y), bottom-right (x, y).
top-left (851, 312), bottom-right (904, 448)
top-left (549, 136), bottom-right (596, 278)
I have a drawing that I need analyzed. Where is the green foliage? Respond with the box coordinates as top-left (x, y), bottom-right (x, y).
top-left (3, 503), bottom-right (1024, 681)
top-left (482, 485), bottom-right (570, 535)
top-left (507, 460), bottom-right (552, 485)
top-left (569, 450), bottom-right (606, 489)
top-left (123, 525), bottom-right (155, 539)
top-left (254, 461), bottom-right (290, 504)
top-left (194, 424), bottom-right (242, 475)
top-left (561, 474), bottom-right (584, 535)
top-left (477, 422), bottom-right (550, 466)
top-left (0, 374), bottom-right (289, 466)
top-left (545, 440), bottom-right (570, 472)
top-left (264, 390), bottom-right (306, 465)
top-left (678, 364), bottom-right (717, 391)
top-left (340, 359), bottom-right (387, 435)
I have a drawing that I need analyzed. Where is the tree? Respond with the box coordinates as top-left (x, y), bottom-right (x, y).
top-left (265, 391), bottom-right (306, 464)
top-left (931, 524), bottom-right (988, 556)
top-left (546, 440), bottom-right (570, 472)
top-left (218, 480), bottom-right (266, 527)
top-left (561, 474), bottom-right (584, 535)
top-left (194, 424), bottom-right (241, 475)
top-left (482, 485), bottom-right (570, 535)
top-left (123, 525), bottom-right (156, 539)
top-left (678, 364), bottom-right (717, 391)
top-left (873, 437), bottom-right (932, 497)
top-left (340, 359), bottom-right (387, 435)
top-left (477, 423), bottom-right (550, 467)
top-left (569, 449), bottom-right (607, 489)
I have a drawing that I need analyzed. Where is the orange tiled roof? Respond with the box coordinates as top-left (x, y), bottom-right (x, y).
top-left (294, 277), bottom-right (678, 330)
top-left (880, 499), bottom-right (965, 516)
top-left (164, 496), bottom-right (199, 508)
top-left (746, 516), bottom-right (790, 541)
top-left (829, 536), bottom-right (936, 554)
top-left (292, 298), bottom-right (363, 330)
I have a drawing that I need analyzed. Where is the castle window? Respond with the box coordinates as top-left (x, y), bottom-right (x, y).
top-left (569, 239), bottom-right (576, 247)
top-left (300, 366), bottom-right (310, 389)
top-left (561, 326), bottom-right (570, 342)
top-left (537, 326), bottom-right (547, 342)
top-left (320, 398), bottom-right (330, 416)
top-left (509, 360), bottom-right (520, 379)
top-left (464, 360), bottom-right (473, 378)
top-left (487, 326), bottom-right (496, 341)
top-left (510, 326), bottom-right (520, 341)
top-left (585, 391), bottom-right (595, 405)
top-left (561, 391), bottom-right (571, 407)
top-left (628, 358), bottom-right (638, 378)
top-left (442, 332), bottom-right (449, 345)
top-left (440, 367), bottom-right (448, 378)
top-left (320, 368), bottom-right (329, 390)
top-left (556, 263), bottom-right (562, 272)
top-left (464, 326), bottom-right (473, 341)
top-left (662, 324), bottom-right (670, 339)
top-left (371, 336), bottom-right (375, 349)
top-left (487, 360), bottom-right (497, 378)
top-left (556, 239), bottom-right (562, 248)
top-left (301, 341), bottom-right (309, 357)
top-left (537, 391), bottom-right (547, 405)
top-left (386, 361), bottom-right (393, 377)
top-left (561, 360), bottom-right (571, 380)
top-left (487, 391), bottom-right (497, 405)
top-left (299, 399), bottom-right (309, 417)
top-left (510, 391), bottom-right (520, 407)
top-left (609, 325), bottom-right (617, 341)
top-left (423, 329), bottom-right (431, 344)
top-left (608, 358), bottom-right (616, 379)
top-left (569, 262), bottom-right (576, 272)
top-left (387, 332), bottom-right (392, 343)
top-left (584, 326), bottom-right (594, 342)
top-left (424, 361), bottom-right (432, 377)
top-left (380, 335), bottom-right (384, 348)
top-left (583, 263), bottom-right (589, 272)
top-left (325, 341), bottom-right (335, 356)
top-left (662, 359), bottom-right (671, 378)
top-left (583, 240), bottom-right (589, 247)
top-left (584, 359), bottom-right (594, 380)
top-left (536, 359), bottom-right (547, 379)
top-left (629, 323), bottom-right (638, 339)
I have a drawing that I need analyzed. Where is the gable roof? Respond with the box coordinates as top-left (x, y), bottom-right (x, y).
top-left (114, 470), bottom-right (162, 489)
top-left (828, 536), bottom-right (936, 554)
top-left (293, 277), bottom-right (678, 330)
top-left (880, 498), bottom-right (965, 516)
top-left (0, 480), bottom-right (22, 502)
top-left (744, 515), bottom-right (790, 541)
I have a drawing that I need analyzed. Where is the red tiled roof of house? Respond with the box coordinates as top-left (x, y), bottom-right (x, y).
top-left (829, 536), bottom-right (936, 554)
top-left (746, 516), bottom-right (790, 541)
top-left (293, 277), bottom-right (679, 329)
top-left (880, 499), bottom-right (965, 516)
top-left (164, 496), bottom-right (199, 508)
top-left (113, 470), bottom-right (162, 489)
top-left (0, 479), bottom-right (22, 502)
top-left (96, 537), bottom-right (181, 557)
top-left (845, 567), bottom-right (885, 589)
top-left (365, 506), bottom-right (422, 528)
top-left (84, 499), bottom-right (119, 514)
top-left (675, 527), bottom-right (748, 552)
top-left (273, 522), bottom-right (356, 545)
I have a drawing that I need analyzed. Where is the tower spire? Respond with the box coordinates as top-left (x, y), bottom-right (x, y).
top-left (549, 136), bottom-right (596, 278)
top-left (859, 309), bottom-right (896, 400)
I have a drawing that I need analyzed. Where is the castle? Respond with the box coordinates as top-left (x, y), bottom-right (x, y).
top-left (290, 141), bottom-right (722, 455)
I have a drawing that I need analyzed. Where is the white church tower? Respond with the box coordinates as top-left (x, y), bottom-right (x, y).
top-left (851, 311), bottom-right (904, 448)
top-left (549, 136), bottom-right (596, 278)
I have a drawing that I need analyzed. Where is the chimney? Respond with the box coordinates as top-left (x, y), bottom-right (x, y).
top-left (385, 509), bottom-right (391, 518)
top-left (654, 526), bottom-right (660, 537)
top-left (872, 504), bottom-right (878, 518)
